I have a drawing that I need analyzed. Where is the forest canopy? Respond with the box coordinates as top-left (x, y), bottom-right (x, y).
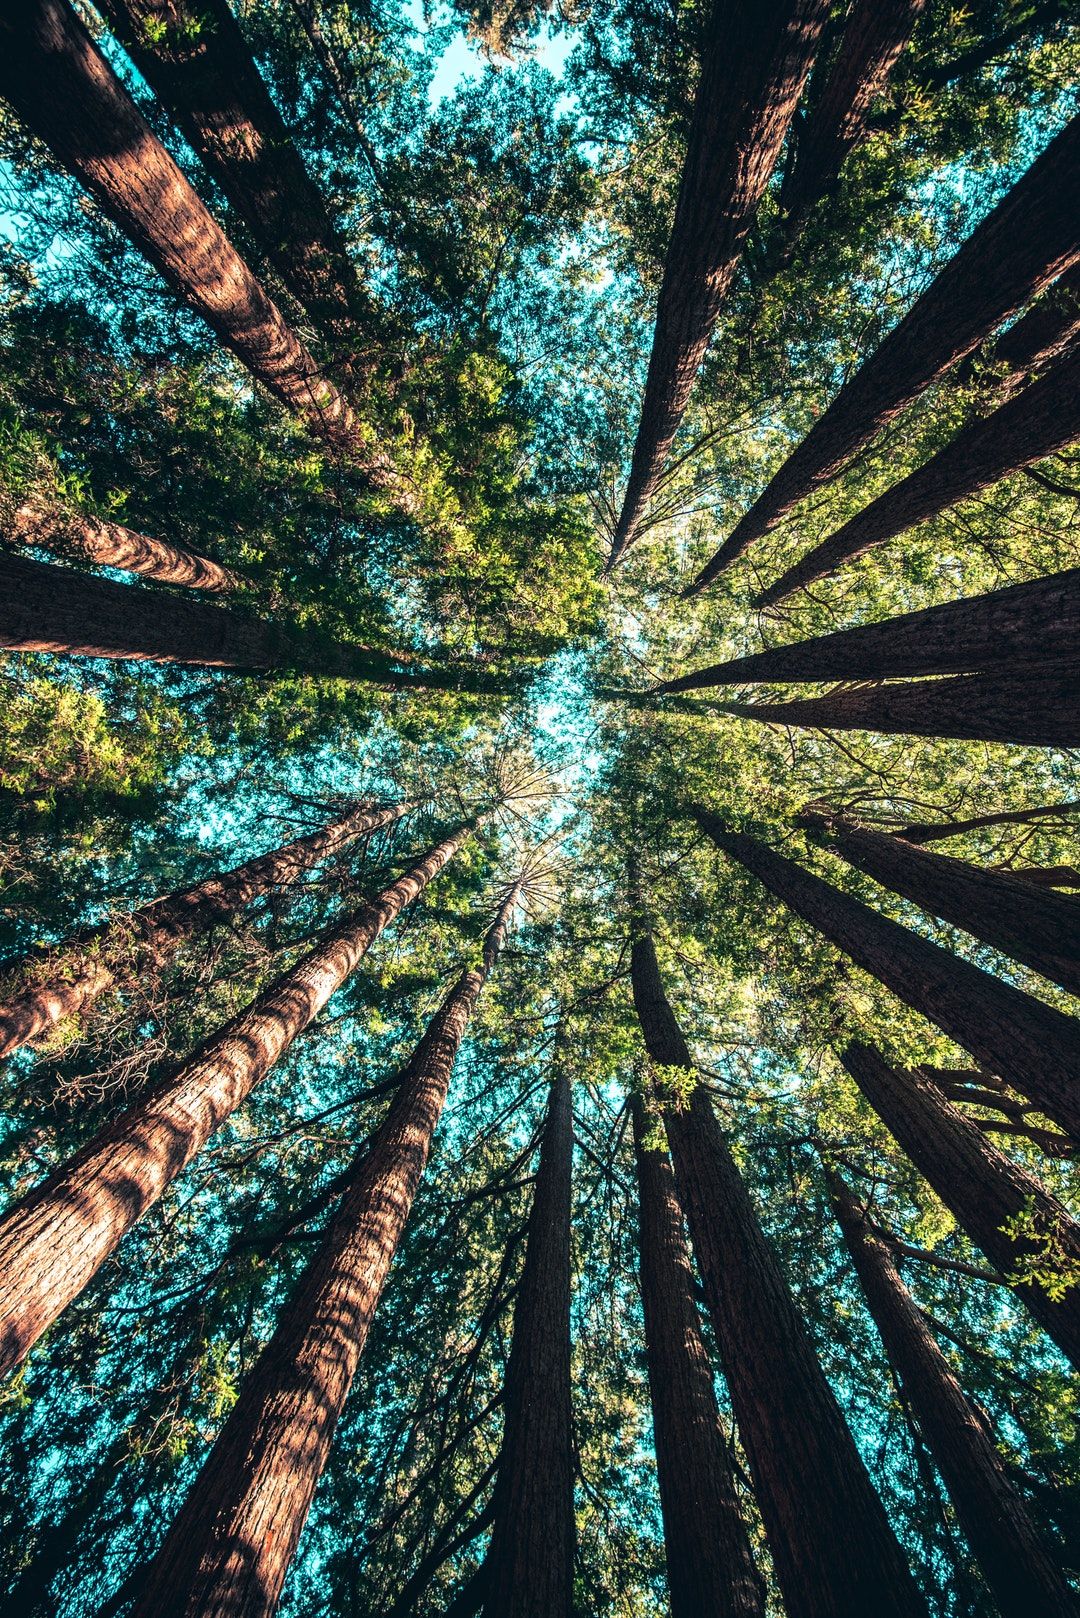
top-left (0, 1), bottom-right (1079, 1615)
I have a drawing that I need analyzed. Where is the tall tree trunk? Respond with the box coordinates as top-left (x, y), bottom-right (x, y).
top-left (0, 799), bottom-right (407, 1059)
top-left (660, 565), bottom-right (1080, 689)
top-left (629, 921), bottom-right (926, 1618)
top-left (480, 1070), bottom-right (575, 1618)
top-left (718, 667), bottom-right (1080, 746)
top-left (824, 1161), bottom-right (1079, 1616)
top-left (0, 552), bottom-right (510, 695)
top-left (607, 0), bottom-right (829, 563)
top-left (686, 114), bottom-right (1080, 591)
top-left (97, 0), bottom-right (374, 371)
top-left (894, 799), bottom-right (1080, 845)
top-left (840, 1042), bottom-right (1080, 1368)
top-left (630, 1095), bottom-right (764, 1618)
top-left (971, 260), bottom-right (1080, 395)
top-left (10, 499), bottom-right (240, 592)
top-left (778, 0), bottom-right (926, 249)
top-left (0, 0), bottom-right (359, 455)
top-left (800, 810), bottom-right (1080, 996)
top-left (757, 339), bottom-right (1080, 605)
top-left (0, 822), bottom-right (474, 1379)
top-left (694, 814), bottom-right (1080, 1142)
top-left (130, 887), bottom-right (518, 1618)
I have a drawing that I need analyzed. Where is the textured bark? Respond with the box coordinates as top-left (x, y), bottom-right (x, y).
top-left (758, 339), bottom-right (1080, 604)
top-left (608, 0), bottom-right (829, 561)
top-left (0, 799), bottom-right (406, 1059)
top-left (661, 565), bottom-right (1080, 689)
top-left (895, 800), bottom-right (1080, 845)
top-left (0, 552), bottom-right (510, 694)
top-left (629, 923), bottom-right (925, 1618)
top-left (825, 1162), bottom-right (1079, 1616)
top-left (97, 0), bottom-right (372, 366)
top-left (10, 499), bottom-right (239, 592)
top-left (0, 0), bottom-right (358, 453)
top-left (802, 811), bottom-right (1080, 996)
top-left (131, 888), bottom-right (517, 1618)
top-left (695, 815), bottom-right (1080, 1142)
top-left (687, 113), bottom-right (1080, 590)
top-left (0, 823), bottom-right (473, 1379)
top-left (481, 1071), bottom-right (575, 1618)
top-left (841, 1043), bottom-right (1080, 1368)
top-left (631, 1096), bottom-right (764, 1618)
top-left (778, 0), bottom-right (926, 247)
top-left (720, 667), bottom-right (1080, 746)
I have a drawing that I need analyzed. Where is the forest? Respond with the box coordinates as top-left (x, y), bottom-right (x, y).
top-left (0, 0), bottom-right (1078, 1614)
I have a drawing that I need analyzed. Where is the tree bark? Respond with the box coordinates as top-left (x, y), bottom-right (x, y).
top-left (893, 799), bottom-right (1080, 845)
top-left (694, 814), bottom-right (1080, 1142)
top-left (629, 921), bottom-right (926, 1618)
top-left (757, 339), bottom-right (1080, 605)
top-left (0, 799), bottom-right (407, 1059)
top-left (0, 552), bottom-right (511, 695)
top-left (801, 810), bottom-right (1080, 996)
top-left (824, 1161), bottom-right (1079, 1616)
top-left (9, 499), bottom-right (240, 592)
top-left (630, 1095), bottom-right (764, 1618)
top-left (840, 1042), bottom-right (1080, 1369)
top-left (130, 887), bottom-right (517, 1618)
top-left (608, 0), bottom-right (829, 563)
top-left (660, 565), bottom-right (1080, 689)
top-left (0, 0), bottom-right (359, 454)
top-left (719, 667), bottom-right (1080, 747)
top-left (972, 260), bottom-right (1080, 395)
top-left (96, 0), bottom-right (373, 370)
top-left (686, 113), bottom-right (1080, 591)
top-left (0, 822), bottom-right (474, 1379)
top-left (481, 1071), bottom-right (575, 1618)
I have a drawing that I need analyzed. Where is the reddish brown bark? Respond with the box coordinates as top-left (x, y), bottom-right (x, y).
top-left (757, 339), bottom-right (1080, 604)
top-left (687, 114), bottom-right (1080, 591)
top-left (660, 566), bottom-right (1080, 689)
top-left (719, 667), bottom-right (1080, 747)
top-left (825, 1162), bottom-right (1079, 1616)
top-left (695, 814), bottom-right (1080, 1142)
top-left (631, 1096), bottom-right (764, 1618)
top-left (0, 799), bottom-right (407, 1059)
top-left (608, 0), bottom-right (829, 562)
top-left (0, 0), bottom-right (358, 453)
top-left (130, 887), bottom-right (517, 1618)
top-left (841, 1042), bottom-right (1080, 1368)
top-left (0, 823), bottom-right (474, 1379)
top-left (480, 1070), bottom-right (575, 1618)
top-left (895, 800), bottom-right (1080, 845)
top-left (0, 552), bottom-right (511, 695)
top-left (630, 921), bottom-right (926, 1618)
top-left (10, 499), bottom-right (240, 592)
top-left (802, 811), bottom-right (1080, 996)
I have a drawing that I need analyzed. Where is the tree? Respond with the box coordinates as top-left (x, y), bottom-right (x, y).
top-left (10, 497), bottom-right (240, 591)
top-left (970, 258), bottom-right (1080, 394)
top-left (895, 799), bottom-right (1080, 845)
top-left (0, 820), bottom-right (475, 1378)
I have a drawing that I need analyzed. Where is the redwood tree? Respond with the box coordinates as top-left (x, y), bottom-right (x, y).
top-left (10, 498), bottom-right (240, 592)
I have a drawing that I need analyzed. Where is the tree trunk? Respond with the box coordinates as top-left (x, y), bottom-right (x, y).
top-left (608, 0), bottom-right (829, 562)
top-left (894, 799), bottom-right (1080, 845)
top-left (629, 922), bottom-right (926, 1618)
top-left (10, 499), bottom-right (240, 592)
top-left (0, 552), bottom-right (511, 695)
top-left (0, 0), bottom-right (359, 454)
top-left (778, 0), bottom-right (926, 248)
top-left (660, 565), bottom-right (1080, 689)
top-left (97, 0), bottom-right (374, 371)
top-left (973, 259), bottom-right (1080, 395)
top-left (686, 113), bottom-right (1080, 591)
top-left (694, 814), bottom-right (1080, 1142)
top-left (757, 339), bottom-right (1080, 605)
top-left (130, 887), bottom-right (517, 1618)
top-left (0, 799), bottom-right (407, 1059)
top-left (824, 1162), bottom-right (1079, 1617)
top-left (719, 667), bottom-right (1080, 746)
top-left (840, 1042), bottom-right (1080, 1369)
top-left (481, 1071), bottom-right (575, 1618)
top-left (801, 811), bottom-right (1080, 996)
top-left (0, 822), bottom-right (474, 1379)
top-left (630, 1095), bottom-right (764, 1618)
